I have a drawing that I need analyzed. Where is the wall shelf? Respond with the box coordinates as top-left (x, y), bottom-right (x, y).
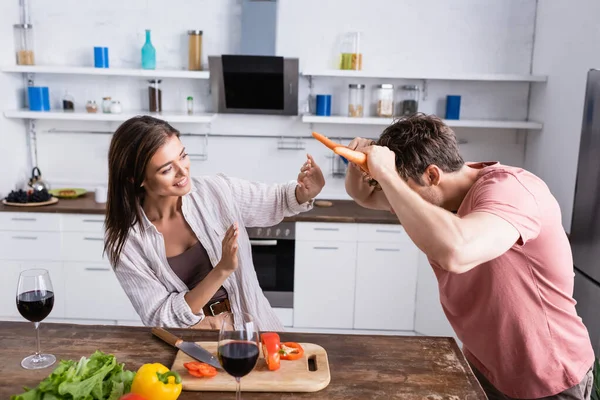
top-left (4, 109), bottom-right (216, 124)
top-left (301, 70), bottom-right (547, 83)
top-left (1, 65), bottom-right (210, 79)
top-left (302, 115), bottom-right (543, 130)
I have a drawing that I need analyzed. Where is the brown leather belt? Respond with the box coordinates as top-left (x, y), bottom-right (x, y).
top-left (202, 298), bottom-right (231, 317)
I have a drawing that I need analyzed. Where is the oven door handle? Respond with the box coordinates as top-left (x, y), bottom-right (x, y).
top-left (250, 240), bottom-right (278, 246)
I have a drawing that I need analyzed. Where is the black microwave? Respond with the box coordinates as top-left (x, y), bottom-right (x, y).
top-left (208, 55), bottom-right (299, 116)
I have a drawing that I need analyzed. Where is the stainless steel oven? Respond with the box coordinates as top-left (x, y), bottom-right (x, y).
top-left (246, 221), bottom-right (295, 308)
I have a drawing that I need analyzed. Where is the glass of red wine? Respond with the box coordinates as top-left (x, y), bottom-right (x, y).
top-left (218, 312), bottom-right (260, 400)
top-left (16, 269), bottom-right (56, 369)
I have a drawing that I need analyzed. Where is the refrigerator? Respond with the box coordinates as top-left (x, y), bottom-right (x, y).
top-left (571, 68), bottom-right (600, 356)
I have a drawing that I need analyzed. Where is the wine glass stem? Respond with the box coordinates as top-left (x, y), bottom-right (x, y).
top-left (34, 322), bottom-right (41, 358)
top-left (236, 377), bottom-right (241, 400)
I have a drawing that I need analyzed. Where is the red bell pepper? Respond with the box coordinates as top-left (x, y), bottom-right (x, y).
top-left (260, 332), bottom-right (281, 371)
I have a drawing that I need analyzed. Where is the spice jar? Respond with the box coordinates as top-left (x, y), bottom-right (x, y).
top-left (85, 100), bottom-right (98, 113)
top-left (188, 30), bottom-right (203, 71)
top-left (62, 92), bottom-right (75, 112)
top-left (110, 100), bottom-right (122, 114)
top-left (148, 80), bottom-right (162, 113)
top-left (401, 85), bottom-right (420, 116)
top-left (14, 24), bottom-right (35, 65)
top-left (102, 97), bottom-right (112, 113)
top-left (186, 96), bottom-right (194, 114)
top-left (348, 84), bottom-right (365, 117)
top-left (376, 84), bottom-right (394, 117)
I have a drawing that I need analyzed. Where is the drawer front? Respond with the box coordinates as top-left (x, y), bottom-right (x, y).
top-left (296, 222), bottom-right (357, 242)
top-left (358, 224), bottom-right (411, 243)
top-left (64, 263), bottom-right (135, 320)
top-left (0, 231), bottom-right (62, 261)
top-left (62, 232), bottom-right (107, 263)
top-left (0, 212), bottom-right (61, 232)
top-left (61, 214), bottom-right (105, 233)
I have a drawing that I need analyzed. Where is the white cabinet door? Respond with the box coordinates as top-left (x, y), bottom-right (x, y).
top-left (64, 263), bottom-right (136, 321)
top-left (293, 241), bottom-right (357, 329)
top-left (354, 241), bottom-right (419, 331)
top-left (414, 252), bottom-right (457, 339)
top-left (0, 262), bottom-right (20, 318)
top-left (19, 262), bottom-right (66, 320)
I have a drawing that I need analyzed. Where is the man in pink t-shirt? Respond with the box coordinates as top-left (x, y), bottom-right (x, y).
top-left (345, 113), bottom-right (595, 399)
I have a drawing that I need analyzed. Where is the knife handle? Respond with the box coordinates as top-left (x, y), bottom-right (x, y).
top-left (152, 327), bottom-right (183, 347)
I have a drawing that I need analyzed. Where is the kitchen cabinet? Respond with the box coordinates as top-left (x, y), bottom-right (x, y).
top-left (294, 240), bottom-right (357, 329)
top-left (64, 262), bottom-right (136, 320)
top-left (294, 222), bottom-right (421, 333)
top-left (353, 241), bottom-right (419, 330)
top-left (0, 212), bottom-right (139, 325)
top-left (0, 262), bottom-right (20, 317)
top-left (414, 253), bottom-right (458, 340)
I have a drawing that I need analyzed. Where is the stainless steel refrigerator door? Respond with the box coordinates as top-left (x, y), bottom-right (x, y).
top-left (570, 69), bottom-right (600, 283)
top-left (574, 268), bottom-right (600, 355)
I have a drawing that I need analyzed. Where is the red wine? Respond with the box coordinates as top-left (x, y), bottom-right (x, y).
top-left (16, 290), bottom-right (54, 322)
top-left (218, 341), bottom-right (259, 378)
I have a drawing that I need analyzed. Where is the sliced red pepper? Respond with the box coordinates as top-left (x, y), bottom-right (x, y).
top-left (279, 342), bottom-right (304, 361)
top-left (184, 361), bottom-right (217, 378)
top-left (260, 332), bottom-right (281, 371)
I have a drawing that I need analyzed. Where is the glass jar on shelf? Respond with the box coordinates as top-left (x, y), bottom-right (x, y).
top-left (14, 24), bottom-right (35, 65)
top-left (188, 30), bottom-right (203, 71)
top-left (339, 32), bottom-right (362, 71)
top-left (85, 100), bottom-right (98, 113)
top-left (401, 85), bottom-right (420, 116)
top-left (102, 97), bottom-right (112, 113)
top-left (148, 79), bottom-right (162, 112)
top-left (375, 84), bottom-right (394, 117)
top-left (348, 84), bottom-right (365, 118)
top-left (62, 92), bottom-right (75, 112)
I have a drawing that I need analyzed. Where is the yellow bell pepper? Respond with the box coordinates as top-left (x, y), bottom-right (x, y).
top-left (130, 363), bottom-right (182, 400)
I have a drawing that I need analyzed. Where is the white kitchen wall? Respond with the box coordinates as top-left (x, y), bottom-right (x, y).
top-left (3, 0), bottom-right (537, 200)
top-left (526, 0), bottom-right (600, 232)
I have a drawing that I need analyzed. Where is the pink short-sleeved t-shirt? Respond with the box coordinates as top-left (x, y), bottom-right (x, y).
top-left (429, 162), bottom-right (594, 398)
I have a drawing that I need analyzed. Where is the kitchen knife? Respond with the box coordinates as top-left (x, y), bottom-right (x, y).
top-left (152, 327), bottom-right (223, 370)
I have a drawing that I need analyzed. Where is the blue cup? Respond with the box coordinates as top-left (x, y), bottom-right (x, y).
top-left (445, 95), bottom-right (461, 120)
top-left (27, 86), bottom-right (50, 111)
top-left (94, 46), bottom-right (109, 68)
top-left (315, 94), bottom-right (332, 116)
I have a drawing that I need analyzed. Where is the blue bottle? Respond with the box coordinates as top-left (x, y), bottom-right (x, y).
top-left (141, 29), bottom-right (156, 70)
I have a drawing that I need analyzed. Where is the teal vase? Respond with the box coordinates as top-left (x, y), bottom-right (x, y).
top-left (141, 29), bottom-right (156, 70)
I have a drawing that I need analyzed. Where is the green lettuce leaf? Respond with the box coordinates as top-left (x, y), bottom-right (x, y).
top-left (11, 351), bottom-right (136, 400)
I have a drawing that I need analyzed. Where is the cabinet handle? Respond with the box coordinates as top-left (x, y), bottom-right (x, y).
top-left (11, 236), bottom-right (37, 240)
top-left (375, 248), bottom-right (401, 252)
top-left (82, 219), bottom-right (104, 223)
top-left (85, 267), bottom-right (110, 271)
top-left (11, 217), bottom-right (36, 221)
top-left (83, 237), bottom-right (104, 241)
top-left (313, 228), bottom-right (339, 231)
top-left (376, 229), bottom-right (401, 234)
top-left (250, 240), bottom-right (278, 246)
top-left (313, 246), bottom-right (339, 250)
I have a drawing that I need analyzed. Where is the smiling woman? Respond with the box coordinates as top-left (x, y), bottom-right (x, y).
top-left (104, 116), bottom-right (325, 331)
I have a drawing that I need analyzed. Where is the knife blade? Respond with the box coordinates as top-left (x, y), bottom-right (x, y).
top-left (152, 327), bottom-right (223, 370)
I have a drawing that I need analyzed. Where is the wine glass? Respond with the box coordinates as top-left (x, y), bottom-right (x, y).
top-left (16, 269), bottom-right (56, 369)
top-left (218, 312), bottom-right (260, 400)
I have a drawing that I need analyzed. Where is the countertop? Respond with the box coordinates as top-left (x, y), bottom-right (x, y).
top-left (0, 193), bottom-right (400, 224)
top-left (2, 322), bottom-right (486, 399)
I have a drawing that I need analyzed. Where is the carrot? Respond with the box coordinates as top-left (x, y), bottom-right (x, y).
top-left (312, 132), bottom-right (343, 151)
top-left (334, 146), bottom-right (369, 172)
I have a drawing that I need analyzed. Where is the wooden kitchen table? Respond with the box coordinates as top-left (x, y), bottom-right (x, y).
top-left (1, 322), bottom-right (486, 399)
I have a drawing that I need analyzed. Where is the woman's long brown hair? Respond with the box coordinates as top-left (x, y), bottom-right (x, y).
top-left (104, 116), bottom-right (180, 267)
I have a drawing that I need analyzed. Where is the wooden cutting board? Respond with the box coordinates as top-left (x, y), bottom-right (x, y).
top-left (171, 342), bottom-right (331, 392)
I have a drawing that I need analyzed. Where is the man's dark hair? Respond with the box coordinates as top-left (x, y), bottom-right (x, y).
top-left (377, 113), bottom-right (465, 185)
